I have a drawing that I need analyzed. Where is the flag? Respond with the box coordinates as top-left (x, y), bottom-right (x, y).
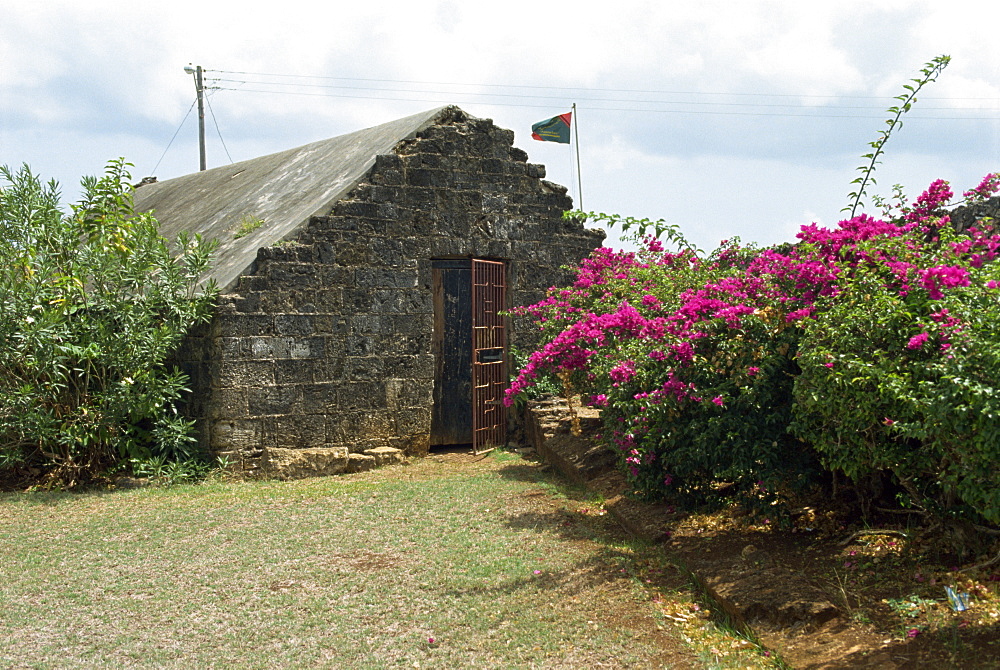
top-left (531, 112), bottom-right (572, 143)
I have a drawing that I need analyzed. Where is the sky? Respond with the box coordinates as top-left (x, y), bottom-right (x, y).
top-left (2, 0), bottom-right (999, 252)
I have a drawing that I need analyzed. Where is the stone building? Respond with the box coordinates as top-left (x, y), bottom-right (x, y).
top-left (135, 106), bottom-right (604, 477)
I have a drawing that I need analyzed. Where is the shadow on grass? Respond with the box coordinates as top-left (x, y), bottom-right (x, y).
top-left (0, 488), bottom-right (117, 507)
top-left (471, 458), bottom-right (687, 600)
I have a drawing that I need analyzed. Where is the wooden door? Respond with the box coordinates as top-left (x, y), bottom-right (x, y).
top-left (431, 260), bottom-right (473, 446)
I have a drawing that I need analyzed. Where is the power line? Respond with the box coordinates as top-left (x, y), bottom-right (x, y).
top-left (204, 89), bottom-right (234, 164)
top-left (150, 99), bottom-right (197, 176)
top-left (205, 68), bottom-right (1000, 102)
top-left (209, 77), bottom-right (979, 111)
top-left (207, 85), bottom-right (999, 121)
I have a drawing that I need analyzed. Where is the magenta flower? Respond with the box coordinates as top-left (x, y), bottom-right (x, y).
top-left (641, 294), bottom-right (662, 309)
top-left (963, 173), bottom-right (1000, 201)
top-left (590, 394), bottom-right (609, 407)
top-left (609, 360), bottom-right (637, 385)
top-left (906, 332), bottom-right (930, 350)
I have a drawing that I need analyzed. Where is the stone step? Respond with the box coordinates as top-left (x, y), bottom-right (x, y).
top-left (256, 445), bottom-right (405, 479)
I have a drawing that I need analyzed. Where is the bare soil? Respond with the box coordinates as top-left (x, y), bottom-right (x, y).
top-left (526, 399), bottom-right (1000, 669)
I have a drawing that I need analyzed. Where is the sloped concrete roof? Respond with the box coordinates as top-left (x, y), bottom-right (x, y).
top-left (135, 106), bottom-right (453, 292)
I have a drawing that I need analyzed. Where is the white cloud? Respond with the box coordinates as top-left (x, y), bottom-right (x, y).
top-left (3, 0), bottom-right (998, 244)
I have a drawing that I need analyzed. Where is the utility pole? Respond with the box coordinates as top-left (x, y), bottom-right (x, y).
top-left (184, 64), bottom-right (207, 171)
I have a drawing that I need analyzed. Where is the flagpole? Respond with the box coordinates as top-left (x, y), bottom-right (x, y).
top-left (572, 102), bottom-right (583, 211)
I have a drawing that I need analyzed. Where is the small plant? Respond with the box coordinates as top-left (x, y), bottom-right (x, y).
top-left (129, 455), bottom-right (215, 486)
top-left (233, 214), bottom-right (265, 239)
top-left (846, 55), bottom-right (950, 217)
top-left (564, 209), bottom-right (702, 254)
top-left (885, 594), bottom-right (940, 619)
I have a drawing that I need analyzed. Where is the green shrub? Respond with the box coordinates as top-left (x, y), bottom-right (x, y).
top-left (0, 159), bottom-right (217, 485)
top-left (791, 224), bottom-right (1000, 523)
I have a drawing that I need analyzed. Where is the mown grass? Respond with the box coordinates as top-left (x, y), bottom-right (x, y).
top-left (0, 452), bottom-right (771, 668)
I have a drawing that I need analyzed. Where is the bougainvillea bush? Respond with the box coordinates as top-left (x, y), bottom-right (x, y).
top-left (506, 174), bottom-right (1000, 524)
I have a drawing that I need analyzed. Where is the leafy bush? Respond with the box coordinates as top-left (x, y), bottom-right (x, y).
top-left (791, 177), bottom-right (1000, 523)
top-left (507, 231), bottom-right (816, 505)
top-left (0, 159), bottom-right (217, 485)
top-left (507, 176), bottom-right (1000, 523)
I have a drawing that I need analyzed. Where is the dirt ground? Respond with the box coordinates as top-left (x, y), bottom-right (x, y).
top-left (524, 398), bottom-right (1000, 669)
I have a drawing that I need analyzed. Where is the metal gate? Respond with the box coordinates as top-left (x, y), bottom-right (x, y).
top-left (471, 259), bottom-right (507, 454)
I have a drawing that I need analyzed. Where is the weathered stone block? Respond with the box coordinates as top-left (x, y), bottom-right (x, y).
top-left (215, 313), bottom-right (273, 338)
top-left (274, 358), bottom-right (314, 385)
top-left (211, 418), bottom-right (266, 451)
top-left (364, 446), bottom-right (404, 468)
top-left (275, 414), bottom-right (327, 448)
top-left (386, 379), bottom-right (433, 408)
top-left (373, 153), bottom-right (403, 172)
top-left (400, 433), bottom-right (431, 457)
top-left (264, 264), bottom-right (316, 288)
top-left (346, 356), bottom-right (384, 381)
top-left (346, 453), bottom-right (376, 473)
top-left (247, 385), bottom-right (303, 416)
top-left (216, 360), bottom-right (274, 388)
top-left (206, 387), bottom-right (248, 419)
top-left (345, 335), bottom-right (375, 356)
top-left (395, 407), bottom-right (431, 433)
top-left (262, 446), bottom-right (350, 479)
top-left (339, 382), bottom-right (384, 410)
top-left (301, 383), bottom-right (338, 412)
top-left (274, 314), bottom-right (315, 336)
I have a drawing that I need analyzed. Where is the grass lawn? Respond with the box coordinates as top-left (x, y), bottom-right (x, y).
top-left (0, 451), bottom-right (769, 669)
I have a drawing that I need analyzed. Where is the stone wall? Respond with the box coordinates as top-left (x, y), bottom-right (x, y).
top-left (949, 194), bottom-right (1000, 234)
top-left (175, 108), bottom-right (604, 475)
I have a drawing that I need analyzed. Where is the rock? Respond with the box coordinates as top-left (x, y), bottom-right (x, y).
top-left (114, 476), bottom-right (151, 490)
top-left (347, 453), bottom-right (376, 473)
top-left (363, 446), bottom-right (404, 468)
top-left (261, 446), bottom-right (349, 479)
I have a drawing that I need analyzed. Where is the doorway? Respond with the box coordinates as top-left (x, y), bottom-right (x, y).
top-left (430, 258), bottom-right (508, 454)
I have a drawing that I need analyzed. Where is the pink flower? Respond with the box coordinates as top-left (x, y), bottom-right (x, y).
top-left (963, 173), bottom-right (1000, 201)
top-left (919, 265), bottom-right (969, 300)
top-left (641, 294), bottom-right (662, 309)
top-left (609, 360), bottom-right (637, 385)
top-left (711, 396), bottom-right (724, 407)
top-left (906, 333), bottom-right (929, 350)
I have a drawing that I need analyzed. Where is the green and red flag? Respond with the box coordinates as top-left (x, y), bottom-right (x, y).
top-left (531, 112), bottom-right (572, 143)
